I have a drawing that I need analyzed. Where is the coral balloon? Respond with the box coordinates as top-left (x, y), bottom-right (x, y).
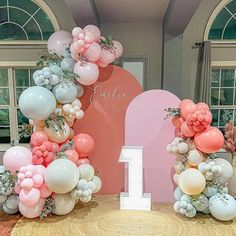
top-left (180, 122), bottom-right (196, 138)
top-left (112, 40), bottom-right (123, 58)
top-left (83, 42), bottom-right (101, 62)
top-left (19, 198), bottom-right (45, 218)
top-left (30, 131), bottom-right (48, 147)
top-left (73, 133), bottom-right (95, 157)
top-left (83, 25), bottom-right (101, 42)
top-left (74, 61), bottom-right (99, 85)
top-left (178, 168), bottom-right (206, 195)
top-left (3, 146), bottom-right (32, 172)
top-left (65, 150), bottom-right (79, 164)
top-left (47, 31), bottom-right (73, 56)
top-left (179, 99), bottom-right (193, 109)
top-left (194, 126), bottom-right (224, 153)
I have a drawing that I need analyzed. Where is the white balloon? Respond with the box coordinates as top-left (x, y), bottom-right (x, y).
top-left (78, 164), bottom-right (94, 181)
top-left (174, 187), bottom-right (184, 201)
top-left (211, 158), bottom-right (233, 185)
top-left (80, 195), bottom-right (91, 203)
top-left (0, 195), bottom-right (7, 204)
top-left (77, 179), bottom-right (88, 190)
top-left (49, 74), bottom-right (59, 85)
top-left (178, 143), bottom-right (189, 154)
top-left (4, 195), bottom-right (19, 210)
top-left (53, 193), bottom-right (75, 215)
top-left (19, 86), bottom-right (56, 120)
top-left (92, 176), bottom-right (102, 193)
top-left (209, 194), bottom-right (236, 221)
top-left (187, 150), bottom-right (202, 166)
top-left (53, 82), bottom-right (77, 104)
top-left (60, 58), bottom-right (75, 73)
top-left (45, 159), bottom-right (79, 194)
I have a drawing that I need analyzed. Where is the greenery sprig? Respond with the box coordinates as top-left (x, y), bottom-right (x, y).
top-left (99, 35), bottom-right (114, 49)
top-left (36, 51), bottom-right (64, 67)
top-left (40, 197), bottom-right (55, 220)
top-left (0, 170), bottom-right (18, 194)
top-left (45, 112), bottom-right (65, 133)
top-left (164, 107), bottom-right (181, 120)
top-left (18, 123), bottom-right (33, 139)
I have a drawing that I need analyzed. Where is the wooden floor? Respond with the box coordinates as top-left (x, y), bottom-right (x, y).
top-left (7, 195), bottom-right (236, 236)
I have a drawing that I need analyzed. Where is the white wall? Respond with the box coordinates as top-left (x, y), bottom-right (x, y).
top-left (101, 22), bottom-right (163, 89)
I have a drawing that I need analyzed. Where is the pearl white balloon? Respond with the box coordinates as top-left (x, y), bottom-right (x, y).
top-left (77, 179), bottom-right (88, 190)
top-left (92, 176), bottom-right (102, 193)
top-left (211, 158), bottom-right (233, 185)
top-left (209, 194), bottom-right (236, 221)
top-left (178, 143), bottom-right (189, 154)
top-left (53, 193), bottom-right (75, 215)
top-left (80, 195), bottom-right (91, 203)
top-left (45, 159), bottom-right (79, 194)
top-left (187, 150), bottom-right (203, 166)
top-left (78, 164), bottom-right (95, 181)
top-left (53, 82), bottom-right (77, 104)
top-left (19, 86), bottom-right (56, 120)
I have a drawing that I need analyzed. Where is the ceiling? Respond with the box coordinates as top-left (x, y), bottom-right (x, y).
top-left (65, 0), bottom-right (170, 26)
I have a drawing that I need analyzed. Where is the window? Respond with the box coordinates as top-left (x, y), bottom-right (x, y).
top-left (210, 67), bottom-right (236, 131)
top-left (0, 0), bottom-right (59, 43)
top-left (0, 66), bottom-right (37, 147)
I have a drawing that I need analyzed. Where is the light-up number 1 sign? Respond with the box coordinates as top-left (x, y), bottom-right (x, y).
top-left (119, 146), bottom-right (151, 210)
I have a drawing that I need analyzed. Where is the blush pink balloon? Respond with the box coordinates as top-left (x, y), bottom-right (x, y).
top-left (97, 60), bottom-right (108, 68)
top-left (3, 146), bottom-right (32, 172)
top-left (83, 42), bottom-right (102, 62)
top-left (72, 27), bottom-right (83, 39)
top-left (32, 174), bottom-right (44, 188)
top-left (31, 131), bottom-right (48, 147)
top-left (20, 178), bottom-right (34, 191)
top-left (19, 198), bottom-right (45, 218)
top-left (73, 133), bottom-right (95, 157)
top-left (99, 48), bottom-right (115, 64)
top-left (83, 25), bottom-right (101, 42)
top-left (112, 40), bottom-right (123, 58)
top-left (180, 101), bottom-right (197, 119)
top-left (74, 61), bottom-right (99, 85)
top-left (179, 99), bottom-right (193, 109)
top-left (180, 122), bottom-right (196, 138)
top-left (77, 158), bottom-right (90, 166)
top-left (39, 183), bottom-right (52, 198)
top-left (65, 149), bottom-right (79, 164)
top-left (194, 126), bottom-right (224, 153)
top-left (47, 31), bottom-right (73, 56)
top-left (19, 188), bottom-right (41, 207)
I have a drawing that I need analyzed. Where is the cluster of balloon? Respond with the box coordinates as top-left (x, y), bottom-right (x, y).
top-left (0, 24), bottom-right (115, 219)
top-left (167, 99), bottom-right (236, 221)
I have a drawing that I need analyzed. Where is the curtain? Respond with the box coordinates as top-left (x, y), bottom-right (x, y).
top-left (194, 41), bottom-right (211, 105)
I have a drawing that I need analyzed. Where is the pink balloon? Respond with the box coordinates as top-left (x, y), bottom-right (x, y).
top-left (3, 146), bottom-right (32, 172)
top-left (19, 198), bottom-right (45, 218)
top-left (77, 158), bottom-right (90, 166)
top-left (196, 102), bottom-right (209, 111)
top-left (180, 121), bottom-right (196, 137)
top-left (39, 183), bottom-right (52, 198)
top-left (31, 131), bottom-right (48, 147)
top-left (83, 25), bottom-right (101, 42)
top-left (72, 27), bottom-right (83, 39)
top-left (65, 149), bottom-right (79, 164)
top-left (179, 99), bottom-right (192, 109)
top-left (112, 40), bottom-right (123, 58)
top-left (99, 48), bottom-right (115, 64)
top-left (171, 116), bottom-right (184, 129)
top-left (97, 60), bottom-right (108, 68)
top-left (74, 61), bottom-right (99, 85)
top-left (194, 126), bottom-right (224, 153)
top-left (47, 31), bottom-right (73, 56)
top-left (180, 101), bottom-right (197, 119)
top-left (19, 188), bottom-right (41, 207)
top-left (83, 42), bottom-right (102, 62)
top-left (73, 133), bottom-right (95, 157)
top-left (35, 165), bottom-right (46, 175)
top-left (32, 174), bottom-right (44, 188)
top-left (20, 178), bottom-right (34, 191)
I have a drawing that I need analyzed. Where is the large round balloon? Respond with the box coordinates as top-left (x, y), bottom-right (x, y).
top-left (178, 168), bottom-right (206, 195)
top-left (210, 158), bottom-right (233, 185)
top-left (194, 126), bottom-right (224, 153)
top-left (74, 61), bottom-right (99, 85)
top-left (3, 146), bottom-right (32, 172)
top-left (52, 82), bottom-right (77, 104)
top-left (47, 31), bottom-right (73, 56)
top-left (19, 86), bottom-right (56, 120)
top-left (53, 193), bottom-right (76, 215)
top-left (45, 159), bottom-right (79, 194)
top-left (209, 194), bottom-right (236, 221)
top-left (73, 133), bottom-right (95, 157)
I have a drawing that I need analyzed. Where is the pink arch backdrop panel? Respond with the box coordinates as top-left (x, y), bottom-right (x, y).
top-left (125, 90), bottom-right (180, 202)
top-left (74, 65), bottom-right (142, 194)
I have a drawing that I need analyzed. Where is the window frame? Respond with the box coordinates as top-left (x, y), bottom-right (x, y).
top-left (204, 0), bottom-right (236, 44)
top-left (0, 0), bottom-right (60, 45)
top-left (0, 61), bottom-right (37, 151)
top-left (211, 60), bottom-right (236, 130)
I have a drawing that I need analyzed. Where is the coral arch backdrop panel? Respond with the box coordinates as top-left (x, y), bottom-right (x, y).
top-left (125, 90), bottom-right (180, 202)
top-left (74, 65), bottom-right (142, 193)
